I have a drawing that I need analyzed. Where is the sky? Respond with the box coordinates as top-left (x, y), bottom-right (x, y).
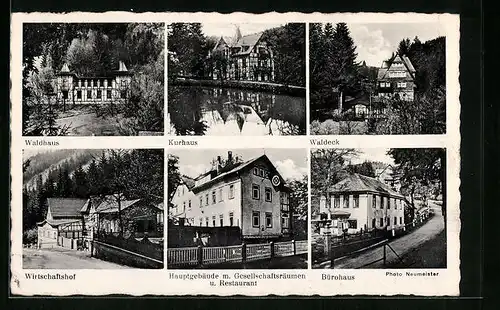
top-left (171, 148), bottom-right (307, 181)
top-left (350, 148), bottom-right (394, 165)
top-left (201, 23), bottom-right (285, 39)
top-left (348, 23), bottom-right (446, 67)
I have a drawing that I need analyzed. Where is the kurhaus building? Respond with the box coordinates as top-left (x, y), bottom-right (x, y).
top-left (314, 173), bottom-right (406, 236)
top-left (170, 152), bottom-right (292, 240)
top-left (376, 53), bottom-right (416, 101)
top-left (207, 30), bottom-right (275, 82)
top-left (54, 61), bottom-right (132, 105)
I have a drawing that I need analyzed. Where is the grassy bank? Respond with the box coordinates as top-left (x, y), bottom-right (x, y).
top-left (171, 78), bottom-right (306, 97)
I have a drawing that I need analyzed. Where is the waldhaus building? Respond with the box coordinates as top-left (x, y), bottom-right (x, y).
top-left (55, 61), bottom-right (132, 105)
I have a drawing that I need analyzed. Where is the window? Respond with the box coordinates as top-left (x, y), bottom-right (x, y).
top-left (253, 167), bottom-right (259, 175)
top-left (334, 195), bottom-right (340, 208)
top-left (205, 194), bottom-right (209, 206)
top-left (381, 197), bottom-right (385, 209)
top-left (259, 168), bottom-right (265, 177)
top-left (387, 197), bottom-right (391, 209)
top-left (199, 218), bottom-right (203, 226)
top-left (106, 89), bottom-right (112, 99)
top-left (380, 218), bottom-right (384, 227)
top-left (252, 211), bottom-right (260, 227)
top-left (265, 212), bottom-right (272, 228)
top-left (219, 188), bottom-right (223, 202)
top-left (188, 200), bottom-right (192, 209)
top-left (212, 216), bottom-right (216, 227)
top-left (388, 217), bottom-right (391, 226)
top-left (280, 192), bottom-right (289, 211)
top-left (347, 219), bottom-right (357, 229)
top-left (97, 90), bottom-right (102, 99)
top-left (343, 196), bottom-right (349, 208)
top-left (228, 184), bottom-right (234, 199)
top-left (205, 217), bottom-right (209, 227)
top-left (372, 218), bottom-right (376, 229)
top-left (400, 217), bottom-right (403, 225)
top-left (212, 191), bottom-right (216, 204)
top-left (76, 90), bottom-right (82, 99)
top-left (394, 216), bottom-right (397, 226)
top-left (87, 90), bottom-right (92, 99)
top-left (353, 194), bottom-right (359, 208)
top-left (388, 71), bottom-right (406, 78)
top-left (252, 184), bottom-right (260, 200)
top-left (281, 214), bottom-right (289, 228)
top-left (62, 91), bottom-right (68, 99)
top-left (199, 196), bottom-right (203, 208)
top-left (265, 187), bottom-right (272, 202)
top-left (220, 214), bottom-right (224, 227)
top-left (229, 212), bottom-right (234, 226)
top-left (372, 195), bottom-right (377, 208)
top-left (182, 201), bottom-right (186, 213)
top-left (107, 78), bottom-right (113, 87)
top-left (320, 196), bottom-right (326, 210)
top-left (397, 82), bottom-right (407, 88)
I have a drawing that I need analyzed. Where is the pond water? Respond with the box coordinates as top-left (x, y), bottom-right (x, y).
top-left (168, 86), bottom-right (306, 136)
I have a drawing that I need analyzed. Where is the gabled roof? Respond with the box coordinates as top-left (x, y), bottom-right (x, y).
top-left (231, 32), bottom-right (264, 56)
top-left (95, 198), bottom-right (142, 213)
top-left (377, 53), bottom-right (416, 80)
top-left (37, 218), bottom-right (81, 227)
top-left (47, 198), bottom-right (88, 218)
top-left (181, 175), bottom-right (196, 189)
top-left (329, 173), bottom-right (403, 198)
top-left (212, 37), bottom-right (228, 52)
top-left (191, 154), bottom-right (286, 193)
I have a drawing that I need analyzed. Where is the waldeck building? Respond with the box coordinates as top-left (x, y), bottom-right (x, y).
top-left (376, 53), bottom-right (416, 102)
top-left (207, 30), bottom-right (275, 82)
top-left (313, 173), bottom-right (406, 236)
top-left (170, 152), bottom-right (292, 241)
top-left (55, 61), bottom-right (132, 105)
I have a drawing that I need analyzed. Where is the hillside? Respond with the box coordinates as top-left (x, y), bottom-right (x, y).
top-left (23, 149), bottom-right (102, 190)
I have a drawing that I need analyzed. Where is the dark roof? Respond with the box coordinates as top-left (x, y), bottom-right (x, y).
top-left (377, 53), bottom-right (416, 81)
top-left (231, 32), bottom-right (264, 56)
top-left (191, 154), bottom-right (287, 193)
top-left (329, 173), bottom-right (403, 198)
top-left (181, 175), bottom-right (196, 189)
top-left (47, 198), bottom-right (87, 218)
top-left (95, 198), bottom-right (141, 213)
top-left (38, 219), bottom-right (81, 227)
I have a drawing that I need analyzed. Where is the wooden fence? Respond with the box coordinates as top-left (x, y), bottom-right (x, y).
top-left (168, 240), bottom-right (308, 268)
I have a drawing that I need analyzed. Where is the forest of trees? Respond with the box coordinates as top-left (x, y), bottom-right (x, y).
top-left (23, 149), bottom-right (164, 242)
top-left (23, 23), bottom-right (164, 136)
top-left (310, 23), bottom-right (446, 135)
top-left (167, 23), bottom-right (305, 87)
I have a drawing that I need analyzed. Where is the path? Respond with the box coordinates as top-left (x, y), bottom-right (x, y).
top-left (23, 247), bottom-right (128, 269)
top-left (323, 201), bottom-right (445, 269)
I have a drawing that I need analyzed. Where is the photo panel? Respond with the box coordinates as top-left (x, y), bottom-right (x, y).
top-left (309, 22), bottom-right (446, 135)
top-left (22, 148), bottom-right (165, 269)
top-left (167, 23), bottom-right (307, 136)
top-left (22, 23), bottom-right (165, 137)
top-left (310, 147), bottom-right (447, 269)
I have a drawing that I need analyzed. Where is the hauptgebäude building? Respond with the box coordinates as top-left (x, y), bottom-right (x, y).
top-left (170, 152), bottom-right (292, 241)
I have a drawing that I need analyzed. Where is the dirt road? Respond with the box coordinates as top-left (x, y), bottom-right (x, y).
top-left (23, 247), bottom-right (128, 269)
top-left (323, 201), bottom-right (445, 269)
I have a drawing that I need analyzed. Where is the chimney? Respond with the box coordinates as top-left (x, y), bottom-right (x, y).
top-left (228, 151), bottom-right (233, 163)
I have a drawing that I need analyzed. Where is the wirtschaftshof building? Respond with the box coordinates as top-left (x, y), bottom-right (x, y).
top-left (55, 61), bottom-right (132, 104)
top-left (170, 152), bottom-right (292, 241)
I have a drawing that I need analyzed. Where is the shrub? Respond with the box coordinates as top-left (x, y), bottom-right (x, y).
top-left (23, 228), bottom-right (38, 246)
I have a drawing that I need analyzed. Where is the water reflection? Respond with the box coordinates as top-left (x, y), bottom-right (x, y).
top-left (168, 86), bottom-right (306, 136)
